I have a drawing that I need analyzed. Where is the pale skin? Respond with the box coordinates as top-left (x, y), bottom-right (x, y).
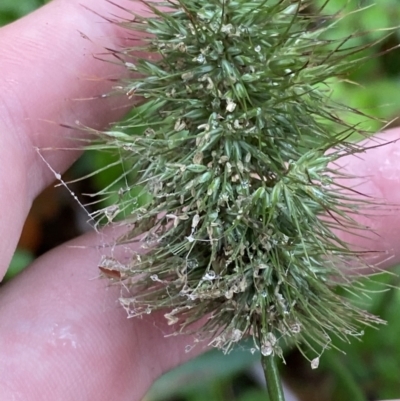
top-left (0, 1), bottom-right (400, 400)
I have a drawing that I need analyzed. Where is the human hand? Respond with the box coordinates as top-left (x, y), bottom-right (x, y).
top-left (0, 1), bottom-right (206, 399)
top-left (1, 1), bottom-right (400, 400)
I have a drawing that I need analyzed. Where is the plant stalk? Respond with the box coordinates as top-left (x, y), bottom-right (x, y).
top-left (261, 354), bottom-right (285, 401)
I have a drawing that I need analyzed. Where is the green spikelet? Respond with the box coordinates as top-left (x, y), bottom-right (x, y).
top-left (95, 0), bottom-right (386, 385)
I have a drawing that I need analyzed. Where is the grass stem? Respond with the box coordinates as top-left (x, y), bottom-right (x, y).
top-left (261, 354), bottom-right (285, 401)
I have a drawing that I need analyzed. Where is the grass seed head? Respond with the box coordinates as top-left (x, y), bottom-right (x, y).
top-left (98, 0), bottom-right (387, 359)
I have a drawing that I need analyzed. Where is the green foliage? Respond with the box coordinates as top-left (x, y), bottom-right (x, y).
top-left (313, 0), bottom-right (400, 132)
top-left (0, 0), bottom-right (47, 26)
top-left (147, 345), bottom-right (260, 401)
top-left (3, 249), bottom-right (33, 282)
top-left (320, 267), bottom-right (400, 400)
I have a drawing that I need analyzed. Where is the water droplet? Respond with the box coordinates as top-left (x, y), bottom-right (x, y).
top-left (311, 357), bottom-right (320, 370)
top-left (186, 234), bottom-right (195, 243)
top-left (187, 259), bottom-right (199, 269)
top-left (255, 45), bottom-right (261, 53)
top-left (202, 270), bottom-right (216, 280)
top-left (242, 179), bottom-right (250, 188)
top-left (197, 54), bottom-right (206, 63)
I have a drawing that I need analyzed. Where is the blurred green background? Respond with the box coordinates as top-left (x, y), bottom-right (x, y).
top-left (0, 0), bottom-right (48, 25)
top-left (1, 1), bottom-right (400, 400)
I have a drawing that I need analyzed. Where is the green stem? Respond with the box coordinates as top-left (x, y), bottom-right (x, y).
top-left (261, 354), bottom-right (285, 401)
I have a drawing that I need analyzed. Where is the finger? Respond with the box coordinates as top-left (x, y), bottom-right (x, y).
top-left (0, 0), bottom-right (144, 276)
top-left (335, 129), bottom-right (400, 269)
top-left (0, 228), bottom-right (205, 401)
top-left (0, 0), bottom-right (140, 197)
top-left (1, 132), bottom-right (400, 400)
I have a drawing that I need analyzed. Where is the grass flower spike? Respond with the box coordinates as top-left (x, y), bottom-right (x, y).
top-left (94, 1), bottom-right (387, 399)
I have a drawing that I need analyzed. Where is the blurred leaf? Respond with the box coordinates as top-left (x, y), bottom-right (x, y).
top-left (3, 249), bottom-right (33, 282)
top-left (0, 0), bottom-right (47, 26)
top-left (147, 346), bottom-right (260, 401)
top-left (319, 267), bottom-right (400, 401)
top-left (237, 389), bottom-right (268, 401)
